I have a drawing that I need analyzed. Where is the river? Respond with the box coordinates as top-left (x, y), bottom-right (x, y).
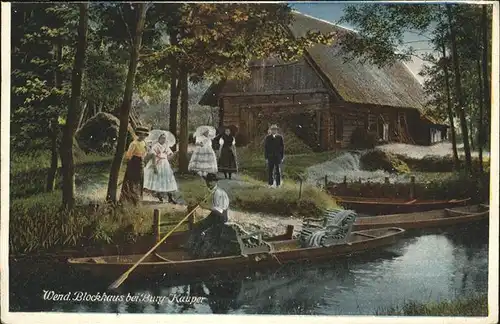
top-left (9, 223), bottom-right (488, 315)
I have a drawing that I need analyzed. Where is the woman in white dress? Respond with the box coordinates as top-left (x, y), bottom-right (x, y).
top-left (188, 126), bottom-right (218, 177)
top-left (144, 132), bottom-right (178, 204)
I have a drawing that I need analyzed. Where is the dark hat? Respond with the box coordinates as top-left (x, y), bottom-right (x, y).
top-left (204, 173), bottom-right (219, 182)
top-left (135, 126), bottom-right (149, 135)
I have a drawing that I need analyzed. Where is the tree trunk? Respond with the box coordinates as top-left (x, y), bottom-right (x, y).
top-left (446, 5), bottom-right (472, 174)
top-left (46, 120), bottom-right (59, 192)
top-left (476, 58), bottom-right (484, 174)
top-left (440, 42), bottom-right (460, 169)
top-left (168, 31), bottom-right (180, 152)
top-left (469, 115), bottom-right (475, 151)
top-left (46, 38), bottom-right (63, 192)
top-left (481, 5), bottom-right (490, 151)
top-left (178, 68), bottom-right (189, 174)
top-left (106, 3), bottom-right (148, 202)
top-left (60, 3), bottom-right (89, 210)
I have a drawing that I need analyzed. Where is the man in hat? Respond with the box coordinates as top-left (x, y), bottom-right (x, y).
top-left (205, 172), bottom-right (230, 223)
top-left (264, 124), bottom-right (285, 188)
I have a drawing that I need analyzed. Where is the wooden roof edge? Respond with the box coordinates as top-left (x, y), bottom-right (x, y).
top-left (198, 80), bottom-right (225, 106)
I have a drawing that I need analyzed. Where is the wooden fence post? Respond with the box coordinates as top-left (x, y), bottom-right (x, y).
top-left (152, 209), bottom-right (160, 243)
top-left (188, 213), bottom-right (194, 231)
top-left (385, 177), bottom-right (390, 184)
top-left (410, 176), bottom-right (416, 200)
top-left (299, 178), bottom-right (303, 200)
top-left (286, 225), bottom-right (294, 239)
top-left (324, 175), bottom-right (328, 189)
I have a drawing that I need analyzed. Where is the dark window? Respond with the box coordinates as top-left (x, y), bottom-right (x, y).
top-left (334, 114), bottom-right (343, 142)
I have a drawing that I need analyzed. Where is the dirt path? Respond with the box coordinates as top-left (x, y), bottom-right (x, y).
top-left (76, 170), bottom-right (302, 236)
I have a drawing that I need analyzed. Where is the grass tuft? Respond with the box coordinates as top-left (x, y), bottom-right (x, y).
top-left (376, 294), bottom-right (488, 316)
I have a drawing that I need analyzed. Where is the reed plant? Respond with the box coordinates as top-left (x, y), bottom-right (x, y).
top-left (9, 191), bottom-right (185, 255)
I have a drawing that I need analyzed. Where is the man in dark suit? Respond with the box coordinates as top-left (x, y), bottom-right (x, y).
top-left (264, 124), bottom-right (285, 188)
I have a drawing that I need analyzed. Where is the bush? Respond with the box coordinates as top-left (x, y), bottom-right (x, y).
top-left (350, 127), bottom-right (378, 149)
top-left (76, 112), bottom-right (134, 154)
top-left (360, 149), bottom-right (410, 174)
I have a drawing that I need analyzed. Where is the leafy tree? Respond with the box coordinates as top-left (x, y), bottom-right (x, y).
top-left (148, 3), bottom-right (335, 173)
top-left (11, 4), bottom-right (76, 190)
top-left (338, 3), bottom-right (492, 175)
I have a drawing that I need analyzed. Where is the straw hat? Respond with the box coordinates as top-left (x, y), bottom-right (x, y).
top-left (135, 126), bottom-right (150, 136)
top-left (194, 125), bottom-right (217, 139)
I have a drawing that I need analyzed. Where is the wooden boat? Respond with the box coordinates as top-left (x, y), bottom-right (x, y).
top-left (335, 196), bottom-right (471, 215)
top-left (352, 204), bottom-right (489, 231)
top-left (67, 227), bottom-right (405, 279)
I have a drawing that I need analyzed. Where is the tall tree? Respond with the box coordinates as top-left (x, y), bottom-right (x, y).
top-left (168, 30), bottom-right (180, 151)
top-left (446, 4), bottom-right (472, 174)
top-left (178, 68), bottom-right (190, 172)
top-left (439, 42), bottom-right (460, 167)
top-left (60, 3), bottom-right (89, 209)
top-left (479, 5), bottom-right (491, 172)
top-left (106, 3), bottom-right (149, 203)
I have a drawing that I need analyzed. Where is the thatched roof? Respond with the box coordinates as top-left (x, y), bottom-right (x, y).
top-left (199, 11), bottom-right (427, 110)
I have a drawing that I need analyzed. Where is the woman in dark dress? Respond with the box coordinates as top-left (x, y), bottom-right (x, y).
top-left (217, 127), bottom-right (238, 179)
top-left (119, 126), bottom-right (149, 205)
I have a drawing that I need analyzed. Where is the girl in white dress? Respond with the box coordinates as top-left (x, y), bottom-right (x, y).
top-left (188, 126), bottom-right (218, 177)
top-left (144, 132), bottom-right (178, 204)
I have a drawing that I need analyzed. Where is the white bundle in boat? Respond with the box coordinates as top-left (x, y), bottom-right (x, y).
top-left (299, 209), bottom-right (357, 248)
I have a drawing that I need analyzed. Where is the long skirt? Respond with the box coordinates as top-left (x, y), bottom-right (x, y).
top-left (144, 158), bottom-right (178, 194)
top-left (120, 156), bottom-right (144, 205)
top-left (218, 146), bottom-right (238, 173)
top-left (188, 146), bottom-right (218, 174)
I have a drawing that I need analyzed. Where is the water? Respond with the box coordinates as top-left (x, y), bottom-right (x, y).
top-left (9, 225), bottom-right (488, 315)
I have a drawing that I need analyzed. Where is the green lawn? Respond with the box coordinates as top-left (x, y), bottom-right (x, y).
top-left (237, 147), bottom-right (341, 181)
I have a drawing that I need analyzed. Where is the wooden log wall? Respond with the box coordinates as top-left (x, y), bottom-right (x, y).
top-left (330, 102), bottom-right (417, 147)
top-left (221, 59), bottom-right (328, 94)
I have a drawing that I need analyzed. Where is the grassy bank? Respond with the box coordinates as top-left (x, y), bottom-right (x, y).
top-left (10, 151), bottom-right (113, 199)
top-left (237, 147), bottom-right (340, 182)
top-left (177, 173), bottom-right (337, 217)
top-left (376, 294), bottom-right (488, 316)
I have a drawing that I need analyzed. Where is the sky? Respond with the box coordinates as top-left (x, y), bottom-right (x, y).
top-left (290, 2), bottom-right (434, 84)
